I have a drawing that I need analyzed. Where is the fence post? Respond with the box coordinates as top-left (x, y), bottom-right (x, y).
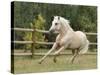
top-left (30, 23), bottom-right (35, 58)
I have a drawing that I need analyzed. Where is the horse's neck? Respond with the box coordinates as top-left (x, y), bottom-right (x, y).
top-left (59, 24), bottom-right (74, 36)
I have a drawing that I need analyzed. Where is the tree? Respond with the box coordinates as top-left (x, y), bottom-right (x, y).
top-left (23, 14), bottom-right (46, 49)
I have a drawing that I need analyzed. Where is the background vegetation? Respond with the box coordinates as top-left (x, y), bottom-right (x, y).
top-left (13, 1), bottom-right (97, 50)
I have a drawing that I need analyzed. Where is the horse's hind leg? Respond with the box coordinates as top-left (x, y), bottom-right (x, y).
top-left (68, 49), bottom-right (75, 63)
top-left (69, 49), bottom-right (79, 63)
top-left (72, 49), bottom-right (75, 55)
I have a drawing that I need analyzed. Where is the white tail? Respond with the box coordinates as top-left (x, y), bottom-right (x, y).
top-left (79, 40), bottom-right (89, 54)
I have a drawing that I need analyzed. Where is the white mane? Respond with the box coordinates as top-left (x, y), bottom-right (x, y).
top-left (60, 17), bottom-right (70, 24)
top-left (58, 16), bottom-right (73, 31)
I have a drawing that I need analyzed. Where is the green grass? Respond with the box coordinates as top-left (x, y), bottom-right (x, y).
top-left (13, 54), bottom-right (97, 74)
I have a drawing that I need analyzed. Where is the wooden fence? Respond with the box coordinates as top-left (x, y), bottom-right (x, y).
top-left (11, 27), bottom-right (97, 57)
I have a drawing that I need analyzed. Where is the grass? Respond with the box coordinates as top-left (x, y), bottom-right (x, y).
top-left (13, 54), bottom-right (97, 74)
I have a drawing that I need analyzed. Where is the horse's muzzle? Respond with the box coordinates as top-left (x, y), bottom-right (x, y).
top-left (49, 29), bottom-right (54, 34)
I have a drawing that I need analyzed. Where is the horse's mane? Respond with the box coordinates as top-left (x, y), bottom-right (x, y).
top-left (60, 17), bottom-right (70, 25)
top-left (59, 16), bottom-right (73, 31)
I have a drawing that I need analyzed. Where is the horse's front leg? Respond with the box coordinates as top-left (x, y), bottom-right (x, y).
top-left (53, 46), bottom-right (65, 63)
top-left (38, 43), bottom-right (57, 64)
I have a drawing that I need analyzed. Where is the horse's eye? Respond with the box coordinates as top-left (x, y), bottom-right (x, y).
top-left (55, 23), bottom-right (58, 26)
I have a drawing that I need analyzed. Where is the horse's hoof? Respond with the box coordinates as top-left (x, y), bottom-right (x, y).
top-left (69, 61), bottom-right (74, 64)
top-left (38, 60), bottom-right (42, 64)
top-left (38, 62), bottom-right (41, 64)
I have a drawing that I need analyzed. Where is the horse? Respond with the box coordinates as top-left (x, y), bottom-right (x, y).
top-left (39, 16), bottom-right (89, 64)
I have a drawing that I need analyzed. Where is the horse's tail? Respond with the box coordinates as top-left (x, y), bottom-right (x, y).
top-left (79, 40), bottom-right (89, 54)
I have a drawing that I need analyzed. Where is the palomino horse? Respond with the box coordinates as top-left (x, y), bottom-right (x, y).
top-left (39, 16), bottom-right (89, 64)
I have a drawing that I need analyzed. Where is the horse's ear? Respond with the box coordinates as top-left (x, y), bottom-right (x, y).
top-left (58, 16), bottom-right (60, 20)
top-left (51, 16), bottom-right (54, 21)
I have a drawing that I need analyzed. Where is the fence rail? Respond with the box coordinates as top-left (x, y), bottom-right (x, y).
top-left (12, 52), bottom-right (97, 56)
top-left (12, 28), bottom-right (97, 35)
top-left (12, 41), bottom-right (97, 45)
top-left (12, 27), bottom-right (97, 57)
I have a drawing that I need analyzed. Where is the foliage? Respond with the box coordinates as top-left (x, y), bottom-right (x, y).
top-left (23, 14), bottom-right (46, 49)
top-left (33, 14), bottom-right (46, 48)
top-left (13, 1), bottom-right (97, 50)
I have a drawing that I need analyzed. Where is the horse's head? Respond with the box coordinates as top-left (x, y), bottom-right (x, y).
top-left (49, 16), bottom-right (61, 33)
top-left (49, 16), bottom-right (72, 34)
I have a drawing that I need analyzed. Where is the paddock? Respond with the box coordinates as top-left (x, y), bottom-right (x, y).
top-left (14, 52), bottom-right (97, 74)
top-left (11, 26), bottom-right (97, 74)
